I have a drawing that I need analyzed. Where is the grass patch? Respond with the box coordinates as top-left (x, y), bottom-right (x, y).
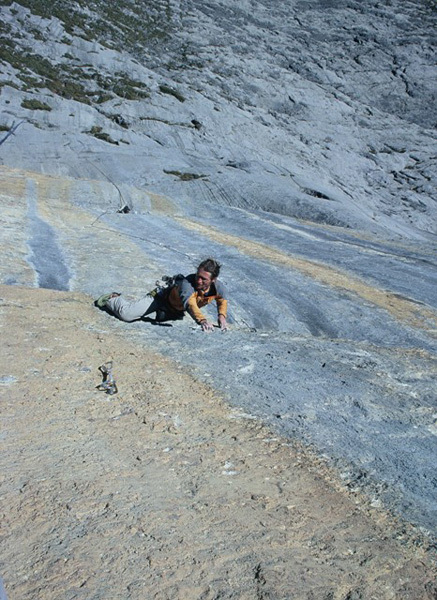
top-left (164, 170), bottom-right (206, 181)
top-left (0, 0), bottom-right (173, 49)
top-left (45, 76), bottom-right (92, 104)
top-left (111, 74), bottom-right (150, 100)
top-left (0, 80), bottom-right (20, 90)
top-left (159, 84), bottom-right (186, 103)
top-left (18, 74), bottom-right (44, 89)
top-left (0, 39), bottom-right (149, 105)
top-left (95, 93), bottom-right (114, 104)
top-left (100, 112), bottom-right (130, 128)
top-left (21, 98), bottom-right (52, 110)
top-left (0, 41), bottom-right (92, 103)
top-left (86, 125), bottom-right (118, 144)
top-left (1, 0), bottom-right (172, 108)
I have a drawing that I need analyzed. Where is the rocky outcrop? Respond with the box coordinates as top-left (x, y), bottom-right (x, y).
top-left (0, 3), bottom-right (436, 593)
top-left (0, 0), bottom-right (436, 237)
top-left (2, 283), bottom-right (436, 599)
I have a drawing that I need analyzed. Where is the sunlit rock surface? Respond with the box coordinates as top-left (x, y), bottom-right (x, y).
top-left (0, 0), bottom-right (436, 540)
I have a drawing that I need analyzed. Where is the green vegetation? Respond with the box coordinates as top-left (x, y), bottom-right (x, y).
top-left (0, 0), bottom-right (173, 47)
top-left (0, 1), bottom-right (173, 109)
top-left (164, 170), bottom-right (206, 181)
top-left (18, 74), bottom-right (43, 89)
top-left (99, 112), bottom-right (130, 129)
top-left (0, 38), bottom-right (92, 103)
top-left (21, 98), bottom-right (52, 110)
top-left (95, 93), bottom-right (114, 104)
top-left (0, 34), bottom-right (150, 105)
top-left (111, 74), bottom-right (150, 101)
top-left (159, 84), bottom-right (186, 103)
top-left (0, 80), bottom-right (20, 90)
top-left (166, 42), bottom-right (205, 72)
top-left (86, 125), bottom-right (118, 144)
top-left (28, 26), bottom-right (46, 41)
top-left (44, 74), bottom-right (92, 104)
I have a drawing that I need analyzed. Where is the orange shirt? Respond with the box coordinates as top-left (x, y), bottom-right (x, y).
top-left (167, 274), bottom-right (228, 323)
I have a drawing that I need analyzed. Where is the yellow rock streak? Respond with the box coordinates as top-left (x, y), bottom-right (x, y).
top-left (176, 217), bottom-right (437, 333)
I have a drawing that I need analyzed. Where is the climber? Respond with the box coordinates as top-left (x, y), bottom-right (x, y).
top-left (95, 257), bottom-right (228, 332)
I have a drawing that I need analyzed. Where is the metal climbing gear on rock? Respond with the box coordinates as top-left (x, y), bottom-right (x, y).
top-left (147, 274), bottom-right (184, 298)
top-left (97, 361), bottom-right (118, 395)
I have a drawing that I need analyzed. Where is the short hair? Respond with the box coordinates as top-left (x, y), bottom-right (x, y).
top-left (197, 257), bottom-right (221, 279)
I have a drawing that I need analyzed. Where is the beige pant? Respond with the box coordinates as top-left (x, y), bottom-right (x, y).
top-left (106, 294), bottom-right (160, 322)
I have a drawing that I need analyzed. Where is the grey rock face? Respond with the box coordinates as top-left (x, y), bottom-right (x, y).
top-left (0, 0), bottom-right (436, 237)
top-left (26, 179), bottom-right (71, 290)
top-left (0, 0), bottom-right (436, 542)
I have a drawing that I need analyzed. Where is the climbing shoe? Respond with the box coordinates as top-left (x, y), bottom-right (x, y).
top-left (95, 292), bottom-right (120, 308)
